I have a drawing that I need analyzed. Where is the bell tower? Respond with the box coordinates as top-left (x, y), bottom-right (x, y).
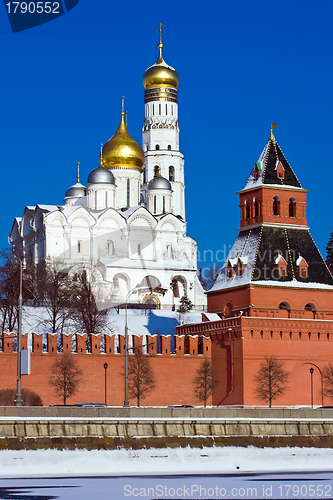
top-left (141, 25), bottom-right (185, 220)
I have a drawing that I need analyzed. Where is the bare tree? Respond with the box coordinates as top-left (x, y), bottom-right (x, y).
top-left (70, 270), bottom-right (110, 352)
top-left (128, 348), bottom-right (155, 407)
top-left (36, 259), bottom-right (73, 334)
top-left (0, 248), bottom-right (21, 334)
top-left (254, 356), bottom-right (289, 407)
top-left (193, 359), bottom-right (218, 407)
top-left (49, 354), bottom-right (82, 405)
top-left (322, 363), bottom-right (333, 400)
top-left (0, 388), bottom-right (43, 406)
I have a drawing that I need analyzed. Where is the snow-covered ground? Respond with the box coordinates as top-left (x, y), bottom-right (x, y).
top-left (0, 446), bottom-right (333, 477)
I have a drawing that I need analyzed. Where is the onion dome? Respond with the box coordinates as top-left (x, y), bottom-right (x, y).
top-left (65, 182), bottom-right (86, 199)
top-left (143, 42), bottom-right (179, 90)
top-left (88, 166), bottom-right (115, 185)
top-left (148, 168), bottom-right (172, 190)
top-left (101, 112), bottom-right (144, 171)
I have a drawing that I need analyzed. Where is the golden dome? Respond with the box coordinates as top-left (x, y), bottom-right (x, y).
top-left (143, 42), bottom-right (179, 89)
top-left (101, 112), bottom-right (145, 171)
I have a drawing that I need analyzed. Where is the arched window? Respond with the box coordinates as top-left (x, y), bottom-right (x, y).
top-left (245, 200), bottom-right (250, 219)
top-left (107, 240), bottom-right (114, 256)
top-left (155, 144), bottom-right (160, 150)
top-left (289, 197), bottom-right (296, 217)
top-left (154, 165), bottom-right (159, 177)
top-left (169, 166), bottom-right (175, 181)
top-left (168, 145), bottom-right (171, 151)
top-left (254, 197), bottom-right (259, 217)
top-left (279, 302), bottom-right (291, 311)
top-left (273, 196), bottom-right (280, 216)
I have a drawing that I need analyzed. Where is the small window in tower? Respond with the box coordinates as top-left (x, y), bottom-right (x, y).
top-left (143, 167), bottom-right (146, 183)
top-left (163, 196), bottom-right (165, 214)
top-left (166, 104), bottom-right (167, 115)
top-left (155, 145), bottom-right (160, 150)
top-left (244, 200), bottom-right (250, 219)
top-left (153, 104), bottom-right (155, 115)
top-left (159, 104), bottom-right (161, 115)
top-left (301, 267), bottom-right (307, 277)
top-left (127, 178), bottom-right (130, 207)
top-left (280, 266), bottom-right (286, 276)
top-left (254, 197), bottom-right (259, 217)
top-left (138, 244), bottom-right (142, 256)
top-left (273, 196), bottom-right (280, 216)
top-left (289, 197), bottom-right (296, 217)
top-left (146, 105), bottom-right (149, 117)
top-left (169, 166), bottom-right (175, 181)
top-left (153, 195), bottom-right (157, 214)
top-left (171, 105), bottom-right (174, 116)
top-left (168, 145), bottom-right (171, 151)
top-left (77, 240), bottom-right (82, 254)
top-left (154, 165), bottom-right (159, 177)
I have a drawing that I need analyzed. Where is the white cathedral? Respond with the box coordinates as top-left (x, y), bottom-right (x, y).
top-left (9, 34), bottom-right (206, 311)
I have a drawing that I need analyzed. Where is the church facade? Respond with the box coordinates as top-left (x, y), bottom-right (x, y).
top-left (9, 37), bottom-right (206, 312)
top-left (178, 127), bottom-right (333, 407)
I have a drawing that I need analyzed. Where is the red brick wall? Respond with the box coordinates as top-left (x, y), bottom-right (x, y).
top-left (0, 334), bottom-right (211, 407)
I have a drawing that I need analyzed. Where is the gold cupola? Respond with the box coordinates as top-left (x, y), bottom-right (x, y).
top-left (143, 41), bottom-right (179, 90)
top-left (101, 111), bottom-right (145, 171)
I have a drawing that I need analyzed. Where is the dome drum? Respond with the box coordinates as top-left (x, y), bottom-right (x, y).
top-left (144, 87), bottom-right (178, 104)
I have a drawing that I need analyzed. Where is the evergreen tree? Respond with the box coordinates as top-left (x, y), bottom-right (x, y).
top-left (177, 294), bottom-right (193, 313)
top-left (326, 230), bottom-right (333, 274)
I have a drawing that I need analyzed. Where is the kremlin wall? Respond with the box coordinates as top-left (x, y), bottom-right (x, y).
top-left (0, 331), bottom-right (212, 407)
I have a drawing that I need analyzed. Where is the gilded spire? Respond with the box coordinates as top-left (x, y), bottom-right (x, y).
top-left (156, 23), bottom-right (165, 64)
top-left (77, 162), bottom-right (80, 183)
top-left (270, 123), bottom-right (277, 141)
top-left (100, 143), bottom-right (103, 165)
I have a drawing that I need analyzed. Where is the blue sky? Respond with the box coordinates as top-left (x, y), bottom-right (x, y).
top-left (1, 0), bottom-right (332, 270)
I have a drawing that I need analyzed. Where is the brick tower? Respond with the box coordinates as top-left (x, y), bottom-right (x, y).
top-left (178, 126), bottom-right (333, 407)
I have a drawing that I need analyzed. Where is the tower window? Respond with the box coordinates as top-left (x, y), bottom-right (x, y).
top-left (273, 196), bottom-right (280, 216)
top-left (127, 178), bottom-right (130, 207)
top-left (154, 165), bottom-right (159, 177)
top-left (166, 104), bottom-right (167, 115)
top-left (159, 104), bottom-right (161, 115)
top-left (138, 244), bottom-right (142, 256)
top-left (171, 105), bottom-right (173, 116)
top-left (169, 166), bottom-right (175, 181)
top-left (155, 145), bottom-right (160, 150)
top-left (168, 145), bottom-right (171, 151)
top-left (153, 104), bottom-right (154, 115)
top-left (163, 196), bottom-right (165, 214)
top-left (244, 200), bottom-right (250, 219)
top-left (146, 105), bottom-right (149, 117)
top-left (289, 197), bottom-right (296, 217)
top-left (143, 167), bottom-right (146, 183)
top-left (254, 198), bottom-right (259, 217)
top-left (153, 196), bottom-right (157, 214)
top-left (77, 240), bottom-right (82, 253)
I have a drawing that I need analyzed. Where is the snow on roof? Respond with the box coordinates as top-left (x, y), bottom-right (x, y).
top-left (36, 205), bottom-right (60, 213)
top-left (296, 255), bottom-right (305, 266)
top-left (242, 140), bottom-right (270, 191)
top-left (203, 312), bottom-right (221, 322)
top-left (252, 280), bottom-right (333, 290)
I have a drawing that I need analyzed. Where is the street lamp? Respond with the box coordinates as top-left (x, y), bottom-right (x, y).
top-left (310, 367), bottom-right (314, 408)
top-left (124, 284), bottom-right (142, 407)
top-left (103, 362), bottom-right (108, 406)
top-left (14, 256), bottom-right (23, 407)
